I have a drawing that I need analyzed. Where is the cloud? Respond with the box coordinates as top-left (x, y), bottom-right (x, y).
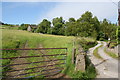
top-left (39, 2), bottom-right (118, 23)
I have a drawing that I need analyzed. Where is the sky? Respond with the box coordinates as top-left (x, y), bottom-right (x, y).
top-left (1, 1), bottom-right (119, 25)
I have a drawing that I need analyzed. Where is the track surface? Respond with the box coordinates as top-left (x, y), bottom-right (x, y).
top-left (88, 41), bottom-right (118, 78)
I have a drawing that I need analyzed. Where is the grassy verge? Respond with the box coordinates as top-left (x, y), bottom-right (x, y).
top-left (103, 40), bottom-right (118, 48)
top-left (104, 48), bottom-right (118, 59)
top-left (76, 37), bottom-right (97, 52)
top-left (2, 29), bottom-right (97, 79)
top-left (93, 44), bottom-right (103, 59)
top-left (63, 37), bottom-right (97, 79)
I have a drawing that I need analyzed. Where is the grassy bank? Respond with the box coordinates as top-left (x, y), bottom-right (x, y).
top-left (93, 44), bottom-right (103, 59)
top-left (104, 48), bottom-right (118, 59)
top-left (2, 29), bottom-right (97, 79)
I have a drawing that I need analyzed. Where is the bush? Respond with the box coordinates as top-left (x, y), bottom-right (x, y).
top-left (77, 38), bottom-right (97, 52)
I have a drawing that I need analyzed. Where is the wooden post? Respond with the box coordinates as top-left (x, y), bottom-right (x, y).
top-left (72, 48), bottom-right (76, 64)
top-left (118, 1), bottom-right (120, 26)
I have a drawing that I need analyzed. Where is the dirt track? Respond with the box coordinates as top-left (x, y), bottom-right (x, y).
top-left (6, 42), bottom-right (29, 78)
top-left (88, 41), bottom-right (118, 78)
top-left (5, 43), bottom-right (68, 78)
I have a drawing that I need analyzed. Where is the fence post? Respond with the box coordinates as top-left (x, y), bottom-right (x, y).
top-left (72, 48), bottom-right (76, 64)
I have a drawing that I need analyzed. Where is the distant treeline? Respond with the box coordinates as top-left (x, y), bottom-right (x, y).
top-left (0, 22), bottom-right (19, 27)
top-left (18, 11), bottom-right (119, 41)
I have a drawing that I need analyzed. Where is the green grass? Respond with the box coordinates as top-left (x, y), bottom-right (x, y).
top-left (104, 47), bottom-right (118, 59)
top-left (76, 37), bottom-right (97, 52)
top-left (2, 29), bottom-right (97, 79)
top-left (102, 40), bottom-right (118, 48)
top-left (93, 44), bottom-right (103, 59)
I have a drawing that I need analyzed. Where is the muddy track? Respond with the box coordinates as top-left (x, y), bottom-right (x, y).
top-left (6, 42), bottom-right (29, 78)
top-left (88, 41), bottom-right (118, 78)
top-left (5, 43), bottom-right (69, 79)
top-left (30, 44), bottom-right (59, 78)
top-left (36, 44), bottom-right (69, 78)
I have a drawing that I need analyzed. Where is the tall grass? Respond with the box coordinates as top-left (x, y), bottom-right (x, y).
top-left (104, 48), bottom-right (118, 59)
top-left (93, 45), bottom-right (103, 59)
top-left (2, 29), bottom-right (97, 78)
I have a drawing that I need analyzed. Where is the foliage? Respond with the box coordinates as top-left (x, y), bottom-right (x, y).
top-left (18, 24), bottom-right (29, 30)
top-left (98, 19), bottom-right (117, 40)
top-left (65, 21), bottom-right (78, 36)
top-left (69, 17), bottom-right (76, 22)
top-left (77, 12), bottom-right (100, 39)
top-left (117, 26), bottom-right (120, 44)
top-left (63, 36), bottom-right (97, 79)
top-left (64, 11), bottom-right (100, 39)
top-left (35, 19), bottom-right (51, 34)
top-left (85, 55), bottom-right (97, 78)
top-left (52, 17), bottom-right (65, 35)
top-left (76, 37), bottom-right (97, 52)
top-left (12, 11), bottom-right (118, 43)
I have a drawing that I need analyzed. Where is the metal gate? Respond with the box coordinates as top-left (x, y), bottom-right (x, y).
top-left (0, 48), bottom-right (67, 78)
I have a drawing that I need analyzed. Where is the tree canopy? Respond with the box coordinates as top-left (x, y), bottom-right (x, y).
top-left (19, 11), bottom-right (118, 41)
top-left (35, 19), bottom-right (51, 34)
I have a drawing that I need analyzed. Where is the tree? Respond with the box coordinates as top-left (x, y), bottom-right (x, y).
top-left (18, 24), bottom-right (29, 30)
top-left (64, 18), bottom-right (77, 36)
top-left (69, 18), bottom-right (76, 22)
top-left (65, 21), bottom-right (78, 36)
top-left (117, 26), bottom-right (120, 43)
top-left (28, 11), bottom-right (117, 42)
top-left (36, 19), bottom-right (51, 34)
top-left (100, 19), bottom-right (111, 39)
top-left (77, 11), bottom-right (93, 23)
top-left (98, 19), bottom-right (117, 40)
top-left (76, 11), bottom-right (99, 39)
top-left (52, 17), bottom-right (65, 35)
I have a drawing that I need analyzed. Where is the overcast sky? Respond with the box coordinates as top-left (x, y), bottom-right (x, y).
top-left (1, 1), bottom-right (119, 24)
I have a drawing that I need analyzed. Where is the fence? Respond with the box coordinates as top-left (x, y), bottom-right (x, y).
top-left (0, 48), bottom-right (67, 78)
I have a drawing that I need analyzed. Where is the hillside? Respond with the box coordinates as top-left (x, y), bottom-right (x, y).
top-left (2, 29), bottom-right (97, 79)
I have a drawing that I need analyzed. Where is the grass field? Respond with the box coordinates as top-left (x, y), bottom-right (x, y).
top-left (2, 28), bottom-right (97, 79)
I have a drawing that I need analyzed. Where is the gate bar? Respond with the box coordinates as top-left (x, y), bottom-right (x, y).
top-left (0, 48), bottom-right (67, 50)
top-left (1, 59), bottom-right (65, 67)
top-left (9, 67), bottom-right (63, 77)
top-left (3, 63), bottom-right (65, 73)
top-left (1, 54), bottom-right (66, 59)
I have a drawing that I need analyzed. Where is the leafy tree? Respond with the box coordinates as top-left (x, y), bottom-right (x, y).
top-left (77, 11), bottom-right (93, 23)
top-left (18, 24), bottom-right (29, 30)
top-left (99, 19), bottom-right (115, 40)
top-left (76, 11), bottom-right (99, 39)
top-left (116, 26), bottom-right (120, 43)
top-left (65, 17), bottom-right (77, 36)
top-left (65, 21), bottom-right (78, 36)
top-left (22, 11), bottom-right (117, 42)
top-left (69, 17), bottom-right (76, 22)
top-left (52, 17), bottom-right (65, 35)
top-left (52, 17), bottom-right (64, 25)
top-left (118, 26), bottom-right (120, 43)
top-left (36, 19), bottom-right (51, 34)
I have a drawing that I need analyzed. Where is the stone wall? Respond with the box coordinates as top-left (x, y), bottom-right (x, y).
top-left (75, 53), bottom-right (85, 72)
